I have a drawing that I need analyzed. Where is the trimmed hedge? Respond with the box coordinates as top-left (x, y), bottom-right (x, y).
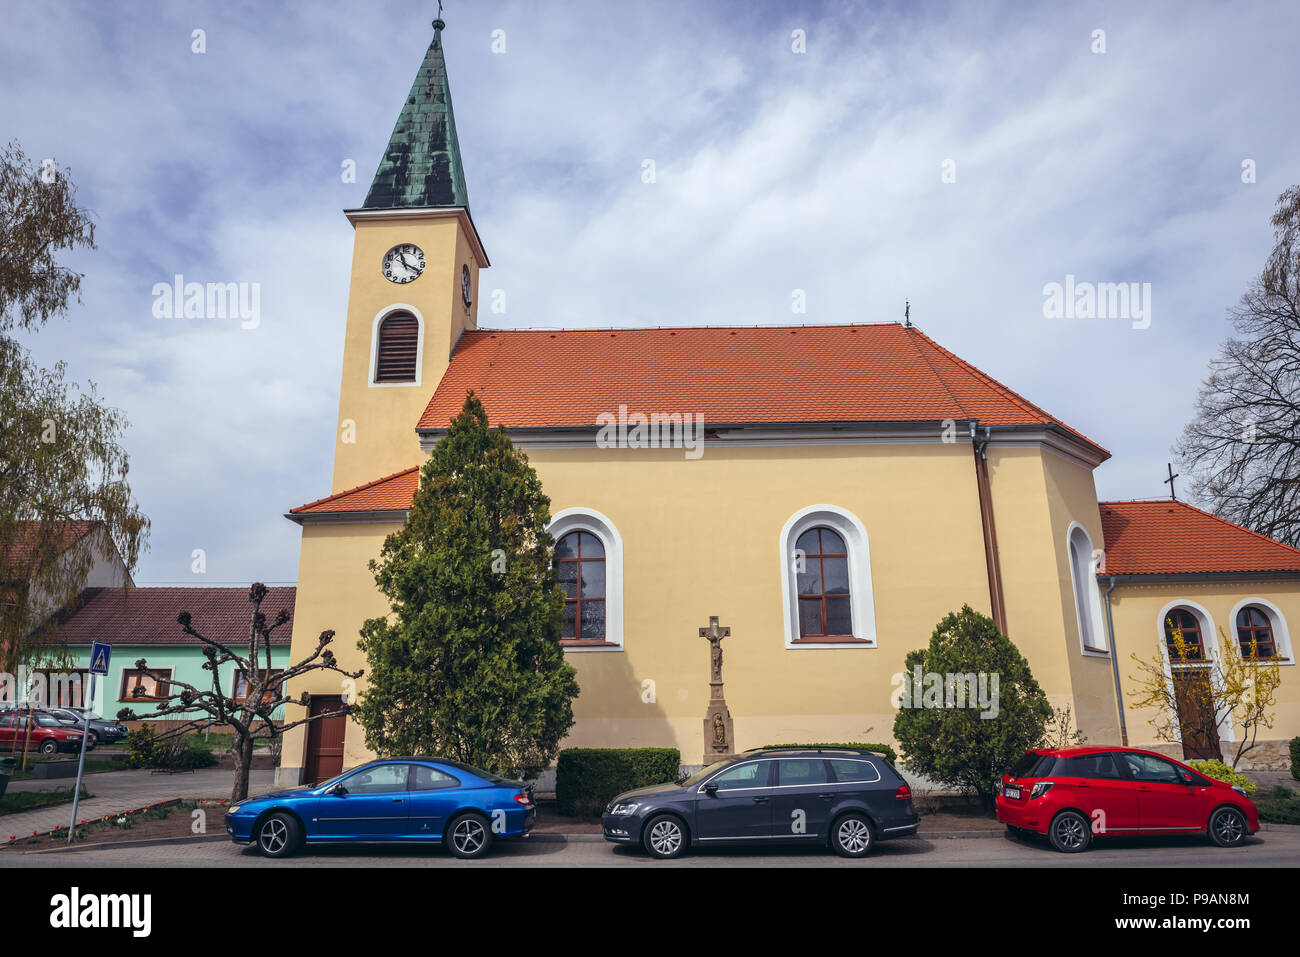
top-left (1290, 736), bottom-right (1299, 781)
top-left (1260, 787), bottom-right (1300, 825)
top-left (763, 742), bottom-right (898, 766)
top-left (555, 747), bottom-right (680, 817)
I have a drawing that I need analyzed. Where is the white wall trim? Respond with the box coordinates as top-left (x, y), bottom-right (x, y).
top-left (367, 303), bottom-right (426, 388)
top-left (548, 508), bottom-right (624, 651)
top-left (778, 504), bottom-right (877, 649)
top-left (1066, 522), bottom-right (1109, 655)
top-left (1154, 599), bottom-right (1234, 743)
top-left (1227, 596), bottom-right (1294, 664)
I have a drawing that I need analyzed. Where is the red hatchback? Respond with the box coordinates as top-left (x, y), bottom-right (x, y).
top-left (996, 746), bottom-right (1259, 853)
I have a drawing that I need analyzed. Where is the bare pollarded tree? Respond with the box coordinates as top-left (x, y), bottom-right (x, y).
top-left (118, 582), bottom-right (363, 801)
top-left (1175, 186), bottom-right (1300, 547)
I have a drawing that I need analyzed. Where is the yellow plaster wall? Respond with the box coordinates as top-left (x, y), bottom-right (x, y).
top-left (330, 215), bottom-right (481, 493)
top-left (1107, 581), bottom-right (1300, 753)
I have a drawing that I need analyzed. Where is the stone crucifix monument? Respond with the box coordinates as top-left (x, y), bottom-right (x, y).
top-left (699, 615), bottom-right (735, 765)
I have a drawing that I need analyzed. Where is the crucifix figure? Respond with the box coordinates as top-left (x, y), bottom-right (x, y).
top-left (700, 615), bottom-right (730, 683)
top-left (1164, 462), bottom-right (1179, 501)
top-left (698, 615), bottom-right (735, 763)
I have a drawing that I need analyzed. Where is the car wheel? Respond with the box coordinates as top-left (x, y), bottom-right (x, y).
top-left (39, 739), bottom-right (58, 755)
top-left (831, 812), bottom-right (875, 858)
top-left (445, 813), bottom-right (493, 859)
top-left (1208, 806), bottom-right (1248, 848)
top-left (642, 814), bottom-right (687, 859)
top-left (1048, 810), bottom-right (1091, 853)
top-left (256, 812), bottom-right (302, 858)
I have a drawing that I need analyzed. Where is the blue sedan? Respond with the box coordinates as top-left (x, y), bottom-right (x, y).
top-left (225, 757), bottom-right (536, 858)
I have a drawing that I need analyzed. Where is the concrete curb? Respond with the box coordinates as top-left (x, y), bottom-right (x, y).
top-left (9, 827), bottom-right (1006, 854)
top-left (12, 833), bottom-right (229, 855)
top-left (1259, 821), bottom-right (1300, 832)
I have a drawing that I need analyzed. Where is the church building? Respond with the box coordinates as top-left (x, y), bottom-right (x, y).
top-left (277, 20), bottom-right (1300, 786)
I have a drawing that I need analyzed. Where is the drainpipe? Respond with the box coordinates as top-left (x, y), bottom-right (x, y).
top-left (970, 422), bottom-right (1008, 634)
top-left (1104, 575), bottom-right (1128, 746)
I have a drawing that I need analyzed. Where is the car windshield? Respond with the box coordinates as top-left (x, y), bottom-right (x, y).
top-left (1009, 752), bottom-right (1053, 778)
top-left (680, 763), bottom-right (724, 787)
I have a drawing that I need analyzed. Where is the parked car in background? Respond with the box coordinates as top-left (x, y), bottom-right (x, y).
top-left (997, 745), bottom-right (1259, 852)
top-left (42, 708), bottom-right (129, 745)
top-left (602, 747), bottom-right (918, 859)
top-left (225, 757), bottom-right (536, 859)
top-left (0, 711), bottom-right (92, 754)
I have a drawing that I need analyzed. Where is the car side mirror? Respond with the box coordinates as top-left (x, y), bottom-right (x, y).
top-left (703, 783), bottom-right (719, 796)
top-left (327, 784), bottom-right (348, 796)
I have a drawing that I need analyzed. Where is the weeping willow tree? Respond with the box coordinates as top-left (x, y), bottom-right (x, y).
top-left (0, 141), bottom-right (148, 676)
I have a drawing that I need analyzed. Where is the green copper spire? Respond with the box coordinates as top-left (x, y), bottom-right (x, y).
top-left (363, 18), bottom-right (469, 210)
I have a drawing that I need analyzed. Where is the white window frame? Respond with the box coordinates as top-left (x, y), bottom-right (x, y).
top-left (779, 504), bottom-right (877, 649)
top-left (1154, 599), bottom-right (1234, 744)
top-left (1227, 597), bottom-right (1294, 664)
top-left (1066, 522), bottom-right (1108, 656)
top-left (368, 303), bottom-right (426, 388)
top-left (548, 508), bottom-right (624, 651)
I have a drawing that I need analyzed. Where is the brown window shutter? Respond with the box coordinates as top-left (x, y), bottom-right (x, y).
top-left (374, 313), bottom-right (419, 382)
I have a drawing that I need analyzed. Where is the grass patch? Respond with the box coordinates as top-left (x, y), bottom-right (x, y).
top-left (0, 787), bottom-right (91, 817)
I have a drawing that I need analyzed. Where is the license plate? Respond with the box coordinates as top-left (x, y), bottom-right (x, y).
top-left (1004, 785), bottom-right (1021, 800)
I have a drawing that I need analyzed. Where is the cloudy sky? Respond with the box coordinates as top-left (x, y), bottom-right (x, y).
top-left (3, 0), bottom-right (1297, 584)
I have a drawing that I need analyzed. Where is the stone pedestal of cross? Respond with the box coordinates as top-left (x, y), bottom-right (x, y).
top-left (699, 615), bottom-right (736, 765)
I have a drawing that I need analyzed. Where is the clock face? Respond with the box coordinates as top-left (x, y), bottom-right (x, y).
top-left (382, 244), bottom-right (425, 284)
top-left (461, 264), bottom-right (473, 306)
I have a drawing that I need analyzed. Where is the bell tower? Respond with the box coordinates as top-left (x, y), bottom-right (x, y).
top-left (331, 16), bottom-right (488, 493)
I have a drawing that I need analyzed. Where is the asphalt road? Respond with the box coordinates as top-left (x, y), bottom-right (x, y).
top-left (4, 829), bottom-right (1298, 868)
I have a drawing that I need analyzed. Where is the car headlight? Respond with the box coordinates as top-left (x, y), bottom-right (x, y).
top-left (1231, 785), bottom-right (1247, 797)
top-left (229, 804), bottom-right (246, 814)
top-left (608, 802), bottom-right (640, 816)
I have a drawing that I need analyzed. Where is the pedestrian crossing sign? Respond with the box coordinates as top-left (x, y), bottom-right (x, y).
top-left (89, 641), bottom-right (112, 676)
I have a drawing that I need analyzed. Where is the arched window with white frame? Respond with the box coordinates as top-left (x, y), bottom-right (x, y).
top-left (1066, 522), bottom-right (1108, 654)
top-left (779, 505), bottom-right (877, 648)
top-left (1228, 598), bottom-right (1293, 663)
top-left (368, 304), bottom-right (426, 386)
top-left (548, 508), bottom-right (623, 651)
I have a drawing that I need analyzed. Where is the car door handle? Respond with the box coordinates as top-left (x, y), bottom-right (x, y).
top-left (1075, 782), bottom-right (1091, 788)
top-left (1136, 786), bottom-right (1151, 792)
top-left (392, 798), bottom-right (404, 803)
top-left (817, 793), bottom-right (835, 800)
top-left (752, 797), bottom-right (769, 804)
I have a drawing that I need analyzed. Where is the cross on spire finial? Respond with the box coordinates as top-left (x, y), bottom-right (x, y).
top-left (434, 0), bottom-right (445, 30)
top-left (1164, 462), bottom-right (1179, 501)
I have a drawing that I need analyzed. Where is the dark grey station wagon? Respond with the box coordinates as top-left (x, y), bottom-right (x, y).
top-left (601, 748), bottom-right (919, 858)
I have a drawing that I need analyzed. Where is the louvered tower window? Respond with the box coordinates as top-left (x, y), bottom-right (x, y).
top-left (374, 313), bottom-right (419, 382)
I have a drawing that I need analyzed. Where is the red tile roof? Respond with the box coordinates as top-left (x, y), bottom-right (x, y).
top-left (417, 323), bottom-right (1107, 454)
top-left (50, 586), bottom-right (296, 645)
top-left (1, 521), bottom-right (97, 578)
top-left (1099, 500), bottom-right (1300, 576)
top-left (290, 467), bottom-right (419, 516)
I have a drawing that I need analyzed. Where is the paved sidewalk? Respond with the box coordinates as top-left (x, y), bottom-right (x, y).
top-left (1, 768), bottom-right (275, 842)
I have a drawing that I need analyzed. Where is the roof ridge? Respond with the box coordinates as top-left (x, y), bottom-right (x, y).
top-left (906, 326), bottom-right (1108, 454)
top-left (291, 465), bottom-right (420, 514)
top-left (468, 322), bottom-right (907, 335)
top-left (900, 326), bottom-right (969, 420)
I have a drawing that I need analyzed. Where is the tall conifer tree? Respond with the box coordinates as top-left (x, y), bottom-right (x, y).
top-left (356, 393), bottom-right (578, 776)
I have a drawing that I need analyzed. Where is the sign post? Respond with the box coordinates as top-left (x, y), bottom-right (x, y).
top-left (69, 641), bottom-right (111, 843)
